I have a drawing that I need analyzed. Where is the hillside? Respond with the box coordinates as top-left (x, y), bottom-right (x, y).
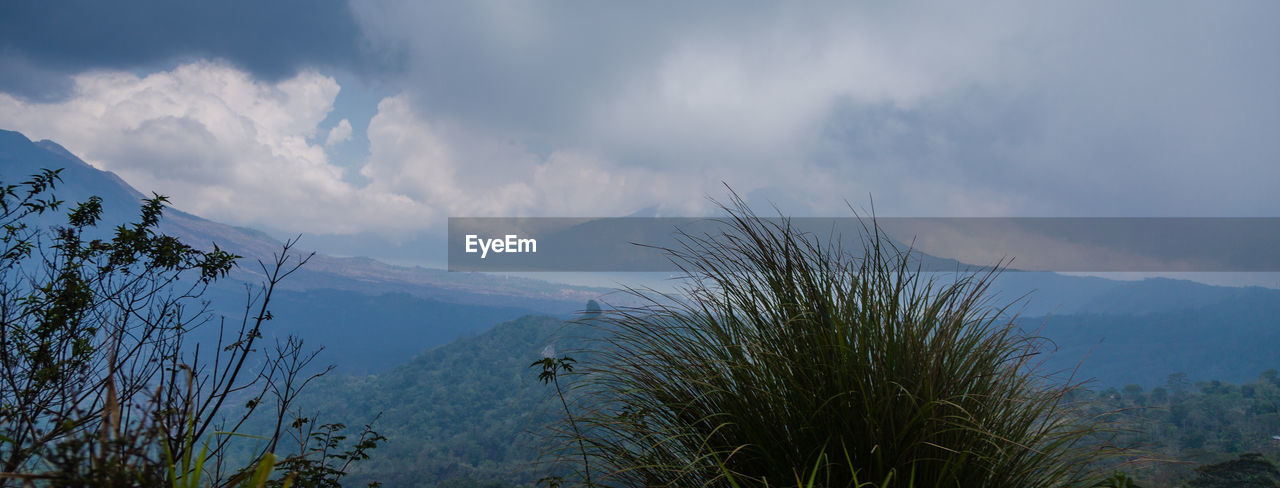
top-left (298, 314), bottom-right (586, 487)
top-left (290, 302), bottom-right (1280, 486)
top-left (5, 128), bottom-right (1280, 485)
top-left (0, 128), bottom-right (606, 370)
top-left (2, 130), bottom-right (602, 311)
top-left (1029, 287), bottom-right (1280, 386)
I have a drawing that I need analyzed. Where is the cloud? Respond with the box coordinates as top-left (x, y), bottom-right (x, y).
top-left (2, 1), bottom-right (1277, 243)
top-left (348, 1), bottom-right (1280, 217)
top-left (0, 0), bottom-right (374, 100)
top-left (326, 118), bottom-right (352, 146)
top-left (0, 61), bottom-right (430, 235)
top-left (345, 2), bottom-right (1033, 203)
top-left (360, 94), bottom-right (710, 219)
top-left (0, 62), bottom-right (705, 236)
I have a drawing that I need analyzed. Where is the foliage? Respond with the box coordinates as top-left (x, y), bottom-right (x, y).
top-left (531, 355), bottom-right (591, 487)
top-left (291, 314), bottom-right (576, 487)
top-left (1185, 453), bottom-right (1280, 488)
top-left (0, 169), bottom-right (379, 486)
top-left (254, 416), bottom-right (385, 488)
top-left (287, 308), bottom-right (1278, 487)
top-left (1081, 371), bottom-right (1280, 487)
top-left (1091, 471), bottom-right (1141, 488)
top-left (547, 193), bottom-right (1117, 487)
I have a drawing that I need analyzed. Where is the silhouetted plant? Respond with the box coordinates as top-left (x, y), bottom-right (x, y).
top-left (0, 169), bottom-right (379, 486)
top-left (533, 354), bottom-right (593, 487)
top-left (265, 415), bottom-right (386, 488)
top-left (547, 190), bottom-right (1117, 487)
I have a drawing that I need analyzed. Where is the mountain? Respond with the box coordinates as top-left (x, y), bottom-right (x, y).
top-left (0, 129), bottom-right (607, 371)
top-left (988, 272), bottom-right (1276, 317)
top-left (8, 128), bottom-right (1276, 485)
top-left (1027, 287), bottom-right (1280, 386)
top-left (6, 127), bottom-right (1278, 372)
top-left (5, 125), bottom-right (1274, 371)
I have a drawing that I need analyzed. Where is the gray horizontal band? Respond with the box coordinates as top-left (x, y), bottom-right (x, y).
top-left (448, 217), bottom-right (1279, 272)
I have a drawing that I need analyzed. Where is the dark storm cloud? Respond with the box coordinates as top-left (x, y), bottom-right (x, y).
top-left (339, 1), bottom-right (1280, 219)
top-left (351, 2), bottom-right (725, 139)
top-left (0, 0), bottom-right (378, 100)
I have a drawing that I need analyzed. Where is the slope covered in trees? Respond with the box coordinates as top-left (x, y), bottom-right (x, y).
top-left (1026, 290), bottom-right (1280, 386)
top-left (1085, 371), bottom-right (1280, 486)
top-left (296, 314), bottom-right (592, 487)
top-left (288, 301), bottom-right (1280, 487)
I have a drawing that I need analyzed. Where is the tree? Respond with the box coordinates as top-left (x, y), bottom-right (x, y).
top-left (0, 169), bottom-right (378, 486)
top-left (1261, 369), bottom-right (1278, 386)
top-left (545, 192), bottom-right (1118, 487)
top-left (1168, 372), bottom-right (1191, 396)
top-left (1092, 471), bottom-right (1142, 488)
top-left (1149, 387), bottom-right (1168, 404)
top-left (1187, 453), bottom-right (1280, 488)
top-left (581, 300), bottom-right (602, 320)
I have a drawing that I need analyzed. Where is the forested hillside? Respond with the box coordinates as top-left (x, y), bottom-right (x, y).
top-left (298, 315), bottom-right (591, 487)
top-left (0, 129), bottom-right (600, 371)
top-left (1026, 289), bottom-right (1280, 386)
top-left (1085, 371), bottom-right (1280, 487)
top-left (292, 309), bottom-right (1279, 487)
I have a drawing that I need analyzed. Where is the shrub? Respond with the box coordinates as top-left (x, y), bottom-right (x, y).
top-left (0, 169), bottom-right (379, 486)
top-left (553, 193), bottom-right (1114, 487)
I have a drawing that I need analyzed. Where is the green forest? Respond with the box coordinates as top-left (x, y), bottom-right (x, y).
top-left (1085, 371), bottom-right (1280, 487)
top-left (295, 312), bottom-right (1280, 488)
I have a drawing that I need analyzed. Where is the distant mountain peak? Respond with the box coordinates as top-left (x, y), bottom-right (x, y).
top-left (34, 139), bottom-right (146, 201)
top-left (624, 205), bottom-right (661, 218)
top-left (33, 139), bottom-right (77, 160)
top-left (0, 128), bottom-right (606, 310)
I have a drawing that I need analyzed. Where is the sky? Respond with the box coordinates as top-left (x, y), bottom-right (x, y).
top-left (0, 1), bottom-right (1277, 270)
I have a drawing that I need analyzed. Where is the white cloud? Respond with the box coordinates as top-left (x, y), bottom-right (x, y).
top-left (325, 118), bottom-right (352, 146)
top-left (360, 94), bottom-right (710, 219)
top-left (0, 61), bottom-right (711, 236)
top-left (4, 1), bottom-right (1278, 243)
top-left (0, 61), bottom-right (432, 235)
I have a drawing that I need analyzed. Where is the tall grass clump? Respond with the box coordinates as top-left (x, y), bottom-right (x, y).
top-left (561, 194), bottom-right (1115, 487)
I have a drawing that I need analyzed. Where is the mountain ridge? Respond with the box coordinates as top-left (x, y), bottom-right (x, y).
top-left (1, 128), bottom-right (605, 312)
top-left (4, 128), bottom-right (1277, 373)
top-left (0, 128), bottom-right (604, 370)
